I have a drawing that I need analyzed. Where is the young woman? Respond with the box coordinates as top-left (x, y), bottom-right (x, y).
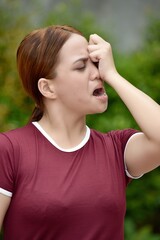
top-left (0, 25), bottom-right (159, 240)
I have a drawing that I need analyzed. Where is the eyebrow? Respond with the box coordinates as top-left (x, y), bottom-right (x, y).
top-left (73, 57), bottom-right (89, 64)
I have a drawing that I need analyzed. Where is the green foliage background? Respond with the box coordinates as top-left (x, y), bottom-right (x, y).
top-left (0, 0), bottom-right (160, 239)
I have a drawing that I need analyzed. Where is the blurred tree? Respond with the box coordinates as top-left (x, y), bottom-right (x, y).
top-left (124, 17), bottom-right (160, 237)
top-left (0, 0), bottom-right (34, 131)
top-left (0, 0), bottom-right (159, 239)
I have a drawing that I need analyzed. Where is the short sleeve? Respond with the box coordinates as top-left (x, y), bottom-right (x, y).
top-left (108, 128), bottom-right (139, 183)
top-left (0, 133), bottom-right (15, 197)
top-left (109, 128), bottom-right (138, 153)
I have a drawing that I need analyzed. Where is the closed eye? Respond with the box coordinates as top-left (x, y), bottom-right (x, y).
top-left (73, 57), bottom-right (88, 71)
top-left (77, 65), bottom-right (86, 71)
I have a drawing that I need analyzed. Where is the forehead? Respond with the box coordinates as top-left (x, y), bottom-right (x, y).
top-left (58, 34), bottom-right (89, 63)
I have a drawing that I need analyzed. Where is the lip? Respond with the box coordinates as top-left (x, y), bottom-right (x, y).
top-left (93, 83), bottom-right (104, 92)
top-left (96, 91), bottom-right (108, 103)
top-left (92, 84), bottom-right (108, 103)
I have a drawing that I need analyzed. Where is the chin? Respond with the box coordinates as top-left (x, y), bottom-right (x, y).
top-left (97, 103), bottom-right (108, 113)
top-left (89, 105), bottom-right (108, 115)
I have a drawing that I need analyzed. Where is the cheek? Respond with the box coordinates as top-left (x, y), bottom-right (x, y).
top-left (56, 71), bottom-right (89, 97)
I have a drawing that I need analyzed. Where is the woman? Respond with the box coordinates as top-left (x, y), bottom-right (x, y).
top-left (0, 25), bottom-right (159, 240)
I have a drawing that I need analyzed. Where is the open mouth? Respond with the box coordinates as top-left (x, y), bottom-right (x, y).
top-left (93, 87), bottom-right (106, 97)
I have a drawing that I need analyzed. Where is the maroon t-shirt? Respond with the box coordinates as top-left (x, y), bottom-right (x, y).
top-left (0, 123), bottom-right (136, 240)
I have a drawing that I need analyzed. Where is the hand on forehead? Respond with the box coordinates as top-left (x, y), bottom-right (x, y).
top-left (89, 34), bottom-right (106, 45)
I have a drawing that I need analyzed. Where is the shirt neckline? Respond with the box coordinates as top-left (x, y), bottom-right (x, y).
top-left (32, 122), bottom-right (90, 152)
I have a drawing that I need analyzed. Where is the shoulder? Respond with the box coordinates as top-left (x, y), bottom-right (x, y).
top-left (107, 128), bottom-right (138, 142)
top-left (90, 128), bottom-right (138, 150)
top-left (0, 123), bottom-right (36, 153)
top-left (91, 128), bottom-right (137, 140)
top-left (0, 123), bottom-right (37, 168)
top-left (0, 123), bottom-right (34, 143)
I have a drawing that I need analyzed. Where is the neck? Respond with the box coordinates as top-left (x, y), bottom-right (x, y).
top-left (38, 111), bottom-right (87, 149)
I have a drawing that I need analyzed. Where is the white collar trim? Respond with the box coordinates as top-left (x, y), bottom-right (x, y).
top-left (32, 122), bottom-right (90, 152)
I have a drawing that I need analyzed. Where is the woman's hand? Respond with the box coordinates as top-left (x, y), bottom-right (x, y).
top-left (88, 34), bottom-right (118, 84)
top-left (88, 34), bottom-right (160, 177)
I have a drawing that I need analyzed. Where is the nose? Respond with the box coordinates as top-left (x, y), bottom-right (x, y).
top-left (90, 61), bottom-right (100, 81)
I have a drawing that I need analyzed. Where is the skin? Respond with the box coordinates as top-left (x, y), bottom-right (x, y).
top-left (38, 34), bottom-right (108, 149)
top-left (0, 32), bottom-right (160, 231)
top-left (0, 194), bottom-right (11, 230)
top-left (88, 34), bottom-right (160, 176)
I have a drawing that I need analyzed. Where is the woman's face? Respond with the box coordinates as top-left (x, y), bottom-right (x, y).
top-left (53, 33), bottom-right (108, 116)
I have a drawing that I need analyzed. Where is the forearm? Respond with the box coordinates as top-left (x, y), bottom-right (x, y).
top-left (88, 33), bottom-right (160, 143)
top-left (88, 34), bottom-right (160, 173)
top-left (106, 72), bottom-right (160, 142)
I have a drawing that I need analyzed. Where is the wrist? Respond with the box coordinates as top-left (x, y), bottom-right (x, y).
top-left (103, 70), bottom-right (120, 85)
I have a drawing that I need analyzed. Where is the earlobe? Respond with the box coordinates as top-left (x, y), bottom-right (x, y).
top-left (38, 78), bottom-right (56, 99)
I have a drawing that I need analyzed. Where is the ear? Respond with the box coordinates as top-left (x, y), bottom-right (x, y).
top-left (38, 78), bottom-right (56, 99)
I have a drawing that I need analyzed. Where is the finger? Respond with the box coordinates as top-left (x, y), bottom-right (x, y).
top-left (87, 44), bottom-right (99, 53)
top-left (89, 34), bottom-right (99, 45)
top-left (89, 34), bottom-right (105, 45)
top-left (89, 50), bottom-right (100, 62)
